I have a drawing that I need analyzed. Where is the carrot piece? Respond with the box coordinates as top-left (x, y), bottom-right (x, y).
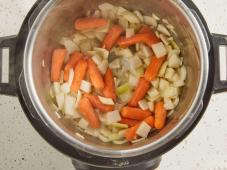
top-left (119, 118), bottom-right (140, 127)
top-left (125, 124), bottom-right (140, 141)
top-left (117, 33), bottom-right (160, 48)
top-left (103, 68), bottom-right (117, 100)
top-left (64, 51), bottom-right (83, 82)
top-left (102, 25), bottom-right (124, 50)
top-left (71, 59), bottom-right (88, 93)
top-left (138, 25), bottom-right (152, 34)
top-left (50, 48), bottom-right (67, 82)
top-left (88, 59), bottom-right (105, 90)
top-left (144, 56), bottom-right (166, 81)
top-left (154, 101), bottom-right (167, 129)
top-left (79, 96), bottom-right (100, 128)
top-left (84, 94), bottom-right (114, 112)
top-left (75, 17), bottom-right (108, 30)
top-left (144, 116), bottom-right (155, 127)
top-left (121, 107), bottom-right (151, 120)
top-left (128, 77), bottom-right (151, 107)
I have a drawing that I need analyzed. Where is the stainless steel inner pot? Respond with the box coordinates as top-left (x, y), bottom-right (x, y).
top-left (23, 0), bottom-right (209, 158)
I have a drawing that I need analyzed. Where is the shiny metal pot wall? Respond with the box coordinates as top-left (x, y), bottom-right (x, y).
top-left (23, 0), bottom-right (209, 158)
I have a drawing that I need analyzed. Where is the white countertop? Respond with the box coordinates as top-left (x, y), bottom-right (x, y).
top-left (0, 0), bottom-right (227, 170)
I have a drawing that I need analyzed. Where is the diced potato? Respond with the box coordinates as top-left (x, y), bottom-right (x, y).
top-left (106, 110), bottom-right (122, 124)
top-left (151, 78), bottom-right (160, 89)
top-left (126, 28), bottom-right (135, 38)
top-left (159, 34), bottom-right (169, 46)
top-left (146, 94), bottom-right (161, 102)
top-left (168, 53), bottom-right (181, 68)
top-left (61, 83), bottom-right (70, 94)
top-left (98, 96), bottom-right (114, 105)
top-left (144, 16), bottom-right (157, 27)
top-left (178, 66), bottom-right (187, 81)
top-left (60, 37), bottom-right (80, 54)
top-left (95, 32), bottom-right (106, 41)
top-left (173, 97), bottom-right (180, 107)
top-left (166, 45), bottom-right (173, 53)
top-left (109, 59), bottom-right (121, 69)
top-left (157, 24), bottom-right (171, 36)
top-left (92, 54), bottom-right (102, 65)
top-left (148, 102), bottom-right (154, 112)
top-left (164, 68), bottom-right (175, 80)
top-left (158, 61), bottom-right (168, 77)
top-left (162, 86), bottom-right (179, 98)
top-left (140, 43), bottom-right (153, 58)
top-left (170, 40), bottom-right (180, 50)
top-left (138, 100), bottom-right (149, 110)
top-left (155, 31), bottom-right (160, 38)
top-left (129, 56), bottom-right (143, 69)
top-left (98, 60), bottom-right (108, 74)
top-left (56, 92), bottom-right (65, 110)
top-left (78, 118), bottom-right (89, 130)
top-left (80, 80), bottom-right (92, 93)
top-left (171, 73), bottom-right (180, 82)
top-left (159, 79), bottom-right (170, 91)
top-left (52, 82), bottom-right (61, 95)
top-left (99, 3), bottom-right (116, 12)
top-left (151, 42), bottom-right (167, 58)
top-left (173, 81), bottom-right (185, 87)
top-left (94, 47), bottom-right (109, 59)
top-left (73, 33), bottom-right (87, 45)
top-left (116, 48), bottom-right (133, 58)
top-left (147, 88), bottom-right (160, 98)
top-left (118, 18), bottom-right (129, 29)
top-left (79, 39), bottom-right (92, 52)
top-left (143, 58), bottom-right (151, 66)
top-left (68, 69), bottom-right (74, 87)
top-left (168, 49), bottom-right (181, 57)
top-left (64, 95), bottom-right (77, 116)
top-left (129, 74), bottom-right (139, 87)
top-left (133, 10), bottom-right (144, 22)
top-left (136, 122), bottom-right (151, 138)
top-left (75, 90), bottom-right (82, 108)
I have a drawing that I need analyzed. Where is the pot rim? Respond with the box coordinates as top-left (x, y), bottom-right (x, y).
top-left (23, 0), bottom-right (209, 158)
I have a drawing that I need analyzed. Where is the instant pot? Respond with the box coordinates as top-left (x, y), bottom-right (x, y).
top-left (0, 0), bottom-right (227, 169)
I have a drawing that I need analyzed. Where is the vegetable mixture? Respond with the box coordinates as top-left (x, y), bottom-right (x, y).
top-left (49, 3), bottom-right (187, 144)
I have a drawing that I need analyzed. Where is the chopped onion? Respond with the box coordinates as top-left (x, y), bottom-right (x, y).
top-left (68, 69), bottom-right (74, 86)
top-left (49, 87), bottom-right (55, 99)
top-left (159, 79), bottom-right (170, 91)
top-left (170, 40), bottom-right (180, 50)
top-left (73, 33), bottom-right (87, 45)
top-left (98, 96), bottom-right (114, 105)
top-left (166, 45), bottom-right (173, 53)
top-left (99, 3), bottom-right (116, 12)
top-left (126, 28), bottom-right (135, 38)
top-left (162, 18), bottom-right (169, 24)
top-left (82, 30), bottom-right (96, 39)
top-left (118, 129), bottom-right (127, 138)
top-left (173, 81), bottom-right (185, 87)
top-left (168, 53), bottom-right (181, 68)
top-left (60, 37), bottom-right (80, 54)
top-left (79, 39), bottom-right (92, 52)
top-left (144, 16), bottom-right (157, 27)
top-left (152, 13), bottom-right (160, 20)
top-left (164, 68), bottom-right (175, 80)
top-left (157, 24), bottom-right (171, 36)
top-left (120, 10), bottom-right (140, 24)
top-left (111, 123), bottom-right (128, 129)
top-left (92, 54), bottom-right (102, 65)
top-left (80, 80), bottom-right (92, 93)
top-left (98, 60), bottom-right (108, 74)
top-left (133, 10), bottom-right (144, 22)
top-left (143, 58), bottom-right (151, 66)
top-left (96, 21), bottom-right (111, 33)
top-left (159, 34), bottom-right (169, 46)
top-left (109, 133), bottom-right (121, 141)
top-left (162, 86), bottom-right (179, 99)
top-left (147, 88), bottom-right (160, 98)
top-left (109, 59), bottom-right (121, 69)
top-left (116, 48), bottom-right (133, 58)
top-left (173, 97), bottom-right (180, 106)
top-left (94, 47), bottom-right (109, 59)
top-left (129, 56), bottom-right (142, 69)
top-left (52, 82), bottom-right (61, 95)
top-left (118, 18), bottom-right (129, 29)
top-left (75, 90), bottom-right (82, 108)
top-left (106, 110), bottom-right (121, 124)
top-left (93, 10), bottom-right (101, 17)
top-left (78, 118), bottom-right (89, 129)
top-left (136, 122), bottom-right (151, 138)
top-left (131, 137), bottom-right (146, 143)
top-left (64, 95), bottom-right (77, 116)
top-left (146, 94), bottom-right (161, 102)
top-left (158, 61), bottom-right (168, 77)
top-left (148, 102), bottom-right (154, 112)
top-left (151, 42), bottom-right (167, 58)
top-left (113, 139), bottom-right (128, 145)
top-left (95, 32), bottom-right (106, 41)
top-left (138, 100), bottom-right (149, 110)
top-left (179, 66), bottom-right (187, 81)
top-left (129, 74), bottom-right (139, 87)
top-left (56, 92), bottom-right (65, 110)
top-left (164, 98), bottom-right (175, 110)
top-left (140, 43), bottom-right (153, 58)
top-left (75, 133), bottom-right (85, 140)
top-left (171, 73), bottom-right (180, 82)
top-left (151, 78), bottom-right (160, 89)
top-left (119, 92), bottom-right (132, 102)
top-left (61, 83), bottom-right (70, 94)
top-left (117, 83), bottom-right (130, 95)
top-left (98, 134), bottom-right (112, 142)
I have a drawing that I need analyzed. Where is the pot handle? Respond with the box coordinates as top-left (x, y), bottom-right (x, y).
top-left (0, 35), bottom-right (17, 96)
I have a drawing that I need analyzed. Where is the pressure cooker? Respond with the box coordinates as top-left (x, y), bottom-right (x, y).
top-left (0, 0), bottom-right (227, 169)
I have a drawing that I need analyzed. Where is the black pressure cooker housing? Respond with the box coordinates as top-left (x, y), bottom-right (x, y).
top-left (0, 0), bottom-right (226, 169)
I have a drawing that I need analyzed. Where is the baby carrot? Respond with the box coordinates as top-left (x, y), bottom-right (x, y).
top-left (128, 77), bottom-right (151, 107)
top-left (117, 33), bottom-right (159, 48)
top-left (144, 116), bottom-right (155, 127)
top-left (71, 59), bottom-right (87, 93)
top-left (121, 107), bottom-right (151, 120)
top-left (124, 124), bottom-right (140, 141)
top-left (50, 48), bottom-right (67, 82)
top-left (103, 68), bottom-right (117, 100)
top-left (84, 94), bottom-right (114, 112)
top-left (75, 17), bottom-right (108, 30)
top-left (154, 101), bottom-right (167, 129)
top-left (88, 58), bottom-right (105, 90)
top-left (64, 51), bottom-right (83, 82)
top-left (102, 25), bottom-right (123, 50)
top-left (79, 96), bottom-right (100, 128)
top-left (144, 56), bottom-right (166, 81)
top-left (119, 118), bottom-right (140, 127)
